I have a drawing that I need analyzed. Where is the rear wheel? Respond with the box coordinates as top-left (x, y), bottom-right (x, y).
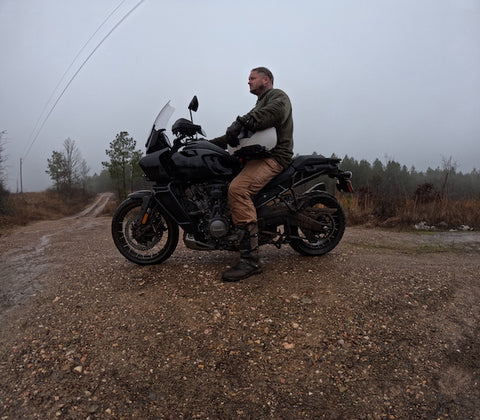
top-left (111, 198), bottom-right (179, 265)
top-left (288, 192), bottom-right (346, 256)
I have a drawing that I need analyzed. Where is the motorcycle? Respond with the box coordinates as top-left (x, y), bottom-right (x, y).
top-left (111, 96), bottom-right (353, 265)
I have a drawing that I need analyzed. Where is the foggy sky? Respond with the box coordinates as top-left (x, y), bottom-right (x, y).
top-left (1, 0), bottom-right (479, 192)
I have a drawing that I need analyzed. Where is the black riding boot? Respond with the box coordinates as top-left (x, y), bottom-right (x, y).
top-left (222, 223), bottom-right (262, 282)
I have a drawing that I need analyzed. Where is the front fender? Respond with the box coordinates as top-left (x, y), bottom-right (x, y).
top-left (128, 190), bottom-right (152, 200)
top-left (127, 190), bottom-right (153, 216)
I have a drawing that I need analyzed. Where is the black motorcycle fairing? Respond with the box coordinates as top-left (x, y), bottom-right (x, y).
top-left (139, 147), bottom-right (172, 182)
top-left (145, 127), bottom-right (171, 154)
top-left (170, 142), bottom-right (241, 181)
top-left (151, 184), bottom-right (195, 232)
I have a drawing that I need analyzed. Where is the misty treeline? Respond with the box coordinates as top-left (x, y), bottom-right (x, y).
top-left (337, 154), bottom-right (480, 200)
top-left (0, 130), bottom-right (8, 213)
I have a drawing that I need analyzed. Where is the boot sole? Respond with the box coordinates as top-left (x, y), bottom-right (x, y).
top-left (222, 267), bottom-right (263, 282)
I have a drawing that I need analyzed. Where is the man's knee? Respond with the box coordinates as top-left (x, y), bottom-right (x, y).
top-left (228, 179), bottom-right (247, 201)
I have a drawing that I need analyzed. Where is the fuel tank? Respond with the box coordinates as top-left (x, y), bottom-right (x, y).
top-left (170, 141), bottom-right (240, 181)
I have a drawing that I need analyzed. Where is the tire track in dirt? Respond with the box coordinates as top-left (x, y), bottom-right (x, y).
top-left (0, 193), bottom-right (114, 317)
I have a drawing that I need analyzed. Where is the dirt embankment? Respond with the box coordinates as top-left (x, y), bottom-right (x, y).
top-left (0, 196), bottom-right (479, 419)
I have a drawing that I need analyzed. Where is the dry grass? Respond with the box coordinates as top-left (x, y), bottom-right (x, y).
top-left (340, 193), bottom-right (480, 230)
top-left (100, 199), bottom-right (119, 217)
top-left (1, 191), bottom-right (478, 235)
top-left (0, 191), bottom-right (94, 234)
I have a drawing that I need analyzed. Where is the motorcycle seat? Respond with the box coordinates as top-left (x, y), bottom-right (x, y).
top-left (292, 155), bottom-right (341, 170)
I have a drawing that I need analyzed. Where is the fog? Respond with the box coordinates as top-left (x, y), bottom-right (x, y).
top-left (1, 0), bottom-right (479, 191)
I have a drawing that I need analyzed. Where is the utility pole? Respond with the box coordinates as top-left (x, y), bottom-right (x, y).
top-left (20, 158), bottom-right (23, 193)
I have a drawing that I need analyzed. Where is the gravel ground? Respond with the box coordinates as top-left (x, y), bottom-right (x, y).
top-left (1, 202), bottom-right (479, 419)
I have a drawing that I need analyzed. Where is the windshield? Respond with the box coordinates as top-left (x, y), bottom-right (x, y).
top-left (153, 101), bottom-right (175, 131)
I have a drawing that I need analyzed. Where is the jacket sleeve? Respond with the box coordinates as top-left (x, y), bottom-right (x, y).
top-left (242, 92), bottom-right (290, 131)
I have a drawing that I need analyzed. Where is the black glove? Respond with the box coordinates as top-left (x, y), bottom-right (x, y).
top-left (237, 115), bottom-right (256, 132)
top-left (225, 118), bottom-right (243, 147)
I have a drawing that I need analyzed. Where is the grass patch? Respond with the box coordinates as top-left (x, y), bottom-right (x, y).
top-left (339, 194), bottom-right (480, 230)
top-left (0, 190), bottom-right (95, 234)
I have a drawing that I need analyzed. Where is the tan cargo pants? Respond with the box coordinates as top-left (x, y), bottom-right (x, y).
top-left (228, 157), bottom-right (284, 226)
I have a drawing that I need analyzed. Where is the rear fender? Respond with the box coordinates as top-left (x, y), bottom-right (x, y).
top-left (305, 182), bottom-right (326, 193)
top-left (299, 189), bottom-right (336, 205)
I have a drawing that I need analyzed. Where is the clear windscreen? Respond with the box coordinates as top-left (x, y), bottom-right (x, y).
top-left (153, 101), bottom-right (175, 131)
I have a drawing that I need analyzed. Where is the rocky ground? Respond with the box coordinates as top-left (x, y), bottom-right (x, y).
top-left (0, 197), bottom-right (479, 419)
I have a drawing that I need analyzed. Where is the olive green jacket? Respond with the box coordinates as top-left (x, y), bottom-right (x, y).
top-left (211, 88), bottom-right (294, 168)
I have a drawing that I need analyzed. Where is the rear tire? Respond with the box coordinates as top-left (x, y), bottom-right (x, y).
top-left (288, 192), bottom-right (346, 256)
top-left (111, 198), bottom-right (179, 265)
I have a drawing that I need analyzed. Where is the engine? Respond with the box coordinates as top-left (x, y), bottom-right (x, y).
top-left (182, 182), bottom-right (232, 243)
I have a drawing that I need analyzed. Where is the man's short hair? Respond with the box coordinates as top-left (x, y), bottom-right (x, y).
top-left (252, 67), bottom-right (274, 84)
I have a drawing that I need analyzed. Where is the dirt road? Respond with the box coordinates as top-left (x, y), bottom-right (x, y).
top-left (0, 196), bottom-right (479, 419)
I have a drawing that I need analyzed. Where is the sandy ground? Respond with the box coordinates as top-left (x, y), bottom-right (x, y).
top-left (1, 195), bottom-right (479, 419)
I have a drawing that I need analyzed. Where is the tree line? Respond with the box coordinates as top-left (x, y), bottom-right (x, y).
top-left (48, 134), bottom-right (480, 201)
top-left (1, 128), bottom-right (478, 204)
top-left (338, 155), bottom-right (480, 200)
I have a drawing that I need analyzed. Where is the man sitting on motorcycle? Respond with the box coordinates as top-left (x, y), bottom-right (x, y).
top-left (210, 67), bottom-right (294, 282)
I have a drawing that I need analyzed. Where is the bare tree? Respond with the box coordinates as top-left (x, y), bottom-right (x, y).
top-left (440, 155), bottom-right (457, 197)
top-left (79, 158), bottom-right (90, 191)
top-left (63, 138), bottom-right (82, 190)
top-left (45, 138), bottom-right (89, 194)
top-left (0, 130), bottom-right (6, 188)
top-left (0, 131), bottom-right (8, 213)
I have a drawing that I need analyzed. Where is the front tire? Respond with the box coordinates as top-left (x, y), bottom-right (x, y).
top-left (288, 192), bottom-right (346, 256)
top-left (111, 198), bottom-right (179, 265)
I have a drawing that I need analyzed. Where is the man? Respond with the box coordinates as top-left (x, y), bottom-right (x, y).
top-left (210, 67), bottom-right (294, 282)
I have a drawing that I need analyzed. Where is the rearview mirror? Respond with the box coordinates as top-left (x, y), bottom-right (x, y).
top-left (188, 96), bottom-right (198, 112)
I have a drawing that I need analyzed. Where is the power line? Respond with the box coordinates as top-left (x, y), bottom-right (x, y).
top-left (24, 0), bottom-right (129, 158)
top-left (22, 0), bottom-right (145, 161)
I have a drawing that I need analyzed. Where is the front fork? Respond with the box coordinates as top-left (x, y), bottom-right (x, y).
top-left (140, 195), bottom-right (151, 225)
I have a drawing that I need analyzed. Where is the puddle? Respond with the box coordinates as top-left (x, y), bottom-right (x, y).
top-left (0, 232), bottom-right (54, 316)
top-left (0, 193), bottom-right (114, 319)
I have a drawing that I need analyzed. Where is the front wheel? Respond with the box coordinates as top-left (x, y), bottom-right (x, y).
top-left (111, 198), bottom-right (179, 265)
top-left (287, 192), bottom-right (346, 256)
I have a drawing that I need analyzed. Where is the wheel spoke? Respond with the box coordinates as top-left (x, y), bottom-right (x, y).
top-left (288, 192), bottom-right (345, 256)
top-left (111, 198), bottom-right (179, 265)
